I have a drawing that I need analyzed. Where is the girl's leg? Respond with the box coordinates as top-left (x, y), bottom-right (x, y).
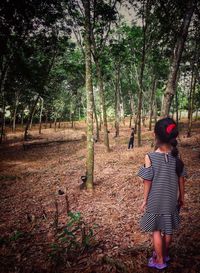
top-left (153, 231), bottom-right (164, 264)
top-left (163, 234), bottom-right (172, 257)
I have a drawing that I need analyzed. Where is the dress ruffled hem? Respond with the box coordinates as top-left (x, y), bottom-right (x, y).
top-left (140, 211), bottom-right (180, 235)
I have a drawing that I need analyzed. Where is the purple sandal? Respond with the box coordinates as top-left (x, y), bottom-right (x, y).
top-left (153, 251), bottom-right (170, 262)
top-left (148, 257), bottom-right (167, 270)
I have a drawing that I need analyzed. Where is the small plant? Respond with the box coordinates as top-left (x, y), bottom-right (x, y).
top-left (50, 211), bottom-right (98, 261)
top-left (0, 230), bottom-right (24, 246)
top-left (10, 230), bottom-right (24, 241)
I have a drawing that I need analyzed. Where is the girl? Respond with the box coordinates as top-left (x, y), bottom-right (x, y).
top-left (138, 117), bottom-right (186, 270)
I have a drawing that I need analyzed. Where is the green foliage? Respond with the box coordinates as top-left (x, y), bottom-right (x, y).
top-left (50, 211), bottom-right (98, 261)
top-left (0, 230), bottom-right (24, 246)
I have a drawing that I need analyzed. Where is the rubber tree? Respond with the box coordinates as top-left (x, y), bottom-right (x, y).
top-left (83, 0), bottom-right (94, 190)
top-left (161, 0), bottom-right (197, 116)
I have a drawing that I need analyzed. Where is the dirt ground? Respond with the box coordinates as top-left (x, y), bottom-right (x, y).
top-left (0, 120), bottom-right (200, 273)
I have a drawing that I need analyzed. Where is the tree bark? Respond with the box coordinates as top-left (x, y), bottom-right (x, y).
top-left (21, 108), bottom-right (24, 127)
top-left (175, 87), bottom-right (179, 126)
top-left (45, 112), bottom-right (48, 129)
top-left (83, 0), bottom-right (94, 190)
top-left (161, 0), bottom-right (196, 116)
top-left (96, 62), bottom-right (109, 150)
top-left (24, 94), bottom-right (40, 141)
top-left (12, 92), bottom-right (20, 132)
top-left (136, 0), bottom-right (148, 147)
top-left (0, 64), bottom-right (9, 143)
top-left (149, 77), bottom-right (157, 131)
top-left (54, 113), bottom-right (57, 131)
top-left (128, 90), bottom-right (135, 128)
top-left (119, 81), bottom-right (125, 126)
top-left (187, 70), bottom-right (197, 137)
top-left (154, 97), bottom-right (157, 124)
top-left (114, 64), bottom-right (120, 137)
top-left (93, 93), bottom-right (99, 141)
top-left (29, 105), bottom-right (37, 130)
top-left (39, 97), bottom-right (43, 134)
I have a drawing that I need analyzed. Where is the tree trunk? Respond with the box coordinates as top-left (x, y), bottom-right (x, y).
top-left (154, 96), bottom-right (157, 125)
top-left (119, 80), bottom-right (125, 126)
top-left (175, 87), bottom-right (179, 126)
top-left (128, 90), bottom-right (135, 128)
top-left (136, 0), bottom-right (148, 147)
top-left (54, 113), bottom-right (57, 131)
top-left (78, 107), bottom-right (81, 121)
top-left (84, 0), bottom-right (94, 190)
top-left (0, 96), bottom-right (6, 143)
top-left (29, 105), bottom-right (37, 130)
top-left (12, 93), bottom-right (19, 132)
top-left (71, 112), bottom-right (74, 128)
top-left (114, 64), bottom-right (120, 137)
top-left (96, 62), bottom-right (109, 150)
top-left (93, 94), bottom-right (99, 141)
top-left (0, 64), bottom-right (9, 143)
top-left (149, 77), bottom-right (157, 131)
top-left (45, 112), bottom-right (48, 129)
top-left (187, 71), bottom-right (197, 137)
top-left (58, 120), bottom-right (61, 128)
top-left (179, 110), bottom-right (182, 121)
top-left (24, 94), bottom-right (40, 141)
top-left (99, 112), bottom-right (102, 131)
top-left (195, 108), bottom-right (198, 121)
top-left (21, 108), bottom-right (24, 127)
top-left (161, 0), bottom-right (196, 116)
top-left (39, 97), bottom-right (43, 134)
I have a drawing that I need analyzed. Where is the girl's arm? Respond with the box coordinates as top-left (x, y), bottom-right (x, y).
top-left (141, 180), bottom-right (152, 211)
top-left (140, 155), bottom-right (152, 212)
top-left (178, 176), bottom-right (185, 207)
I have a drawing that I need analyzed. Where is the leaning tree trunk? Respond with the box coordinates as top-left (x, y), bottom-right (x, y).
top-left (39, 97), bottom-right (43, 134)
top-left (84, 0), bottom-right (94, 190)
top-left (149, 77), bottom-right (157, 131)
top-left (24, 94), bottom-right (40, 141)
top-left (96, 62), bottom-right (109, 151)
top-left (114, 64), bottom-right (120, 137)
top-left (161, 0), bottom-right (196, 116)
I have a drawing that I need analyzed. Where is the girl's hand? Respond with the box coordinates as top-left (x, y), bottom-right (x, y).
top-left (178, 197), bottom-right (184, 208)
top-left (140, 200), bottom-right (147, 212)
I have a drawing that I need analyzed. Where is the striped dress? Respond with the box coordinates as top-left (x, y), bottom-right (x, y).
top-left (138, 151), bottom-right (187, 235)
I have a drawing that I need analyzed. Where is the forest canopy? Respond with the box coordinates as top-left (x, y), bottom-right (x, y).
top-left (0, 0), bottom-right (200, 188)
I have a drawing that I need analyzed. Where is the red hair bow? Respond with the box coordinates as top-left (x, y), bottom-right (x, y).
top-left (166, 124), bottom-right (176, 134)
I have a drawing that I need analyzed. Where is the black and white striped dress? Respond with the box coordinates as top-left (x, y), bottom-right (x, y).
top-left (138, 151), bottom-right (187, 235)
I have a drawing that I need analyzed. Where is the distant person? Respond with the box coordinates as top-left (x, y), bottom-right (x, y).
top-left (128, 128), bottom-right (134, 149)
top-left (137, 117), bottom-right (186, 270)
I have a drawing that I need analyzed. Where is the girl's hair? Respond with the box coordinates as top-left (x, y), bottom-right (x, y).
top-left (154, 117), bottom-right (184, 177)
